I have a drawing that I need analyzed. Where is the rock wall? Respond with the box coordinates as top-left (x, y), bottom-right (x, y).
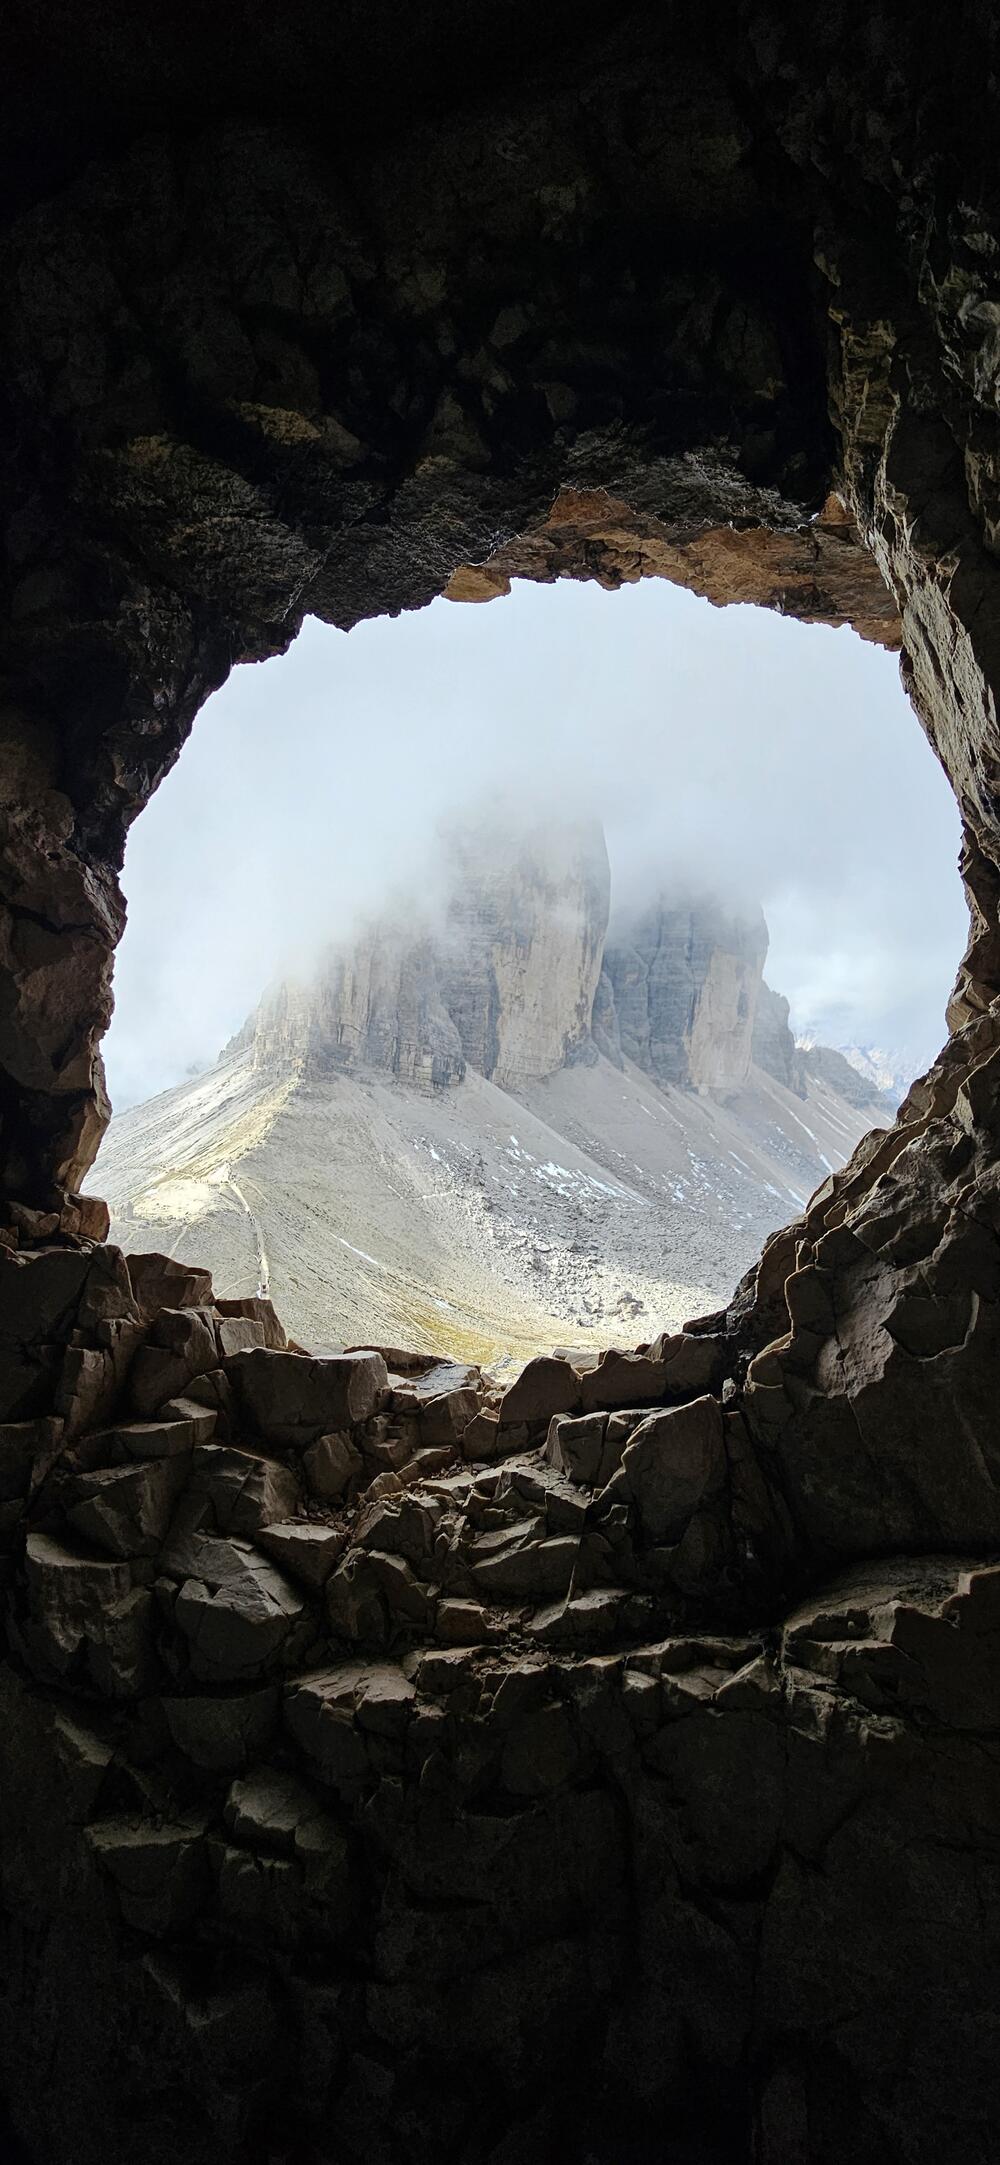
top-left (3, 5), bottom-right (1000, 2160)
top-left (242, 842), bottom-right (861, 1111)
top-left (751, 980), bottom-right (802, 1094)
top-left (437, 821), bottom-right (609, 1086)
top-left (247, 821), bottom-right (609, 1092)
top-left (0, 1227), bottom-right (998, 2165)
top-left (599, 896), bottom-right (768, 1093)
top-left (752, 983), bottom-right (895, 1117)
top-left (308, 929), bottom-right (467, 1090)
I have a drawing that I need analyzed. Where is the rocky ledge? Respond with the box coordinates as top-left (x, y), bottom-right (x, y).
top-left (0, 1214), bottom-right (998, 2164)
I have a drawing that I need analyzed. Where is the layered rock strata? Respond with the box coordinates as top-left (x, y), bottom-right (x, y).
top-left (597, 895), bottom-right (769, 1092)
top-left (241, 844), bottom-right (845, 1111)
top-left (242, 821), bottom-right (609, 1092)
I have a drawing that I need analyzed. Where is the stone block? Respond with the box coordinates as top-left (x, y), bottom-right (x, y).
top-left (615, 1396), bottom-right (728, 1545)
top-left (126, 1253), bottom-right (215, 1319)
top-left (227, 1349), bottom-right (389, 1444)
top-left (578, 1350), bottom-right (666, 1415)
top-left (498, 1356), bottom-right (581, 1430)
top-left (67, 1452), bottom-right (189, 1558)
top-left (544, 1411), bottom-right (606, 1486)
top-left (303, 1429), bottom-right (364, 1501)
top-left (171, 1539), bottom-right (306, 1682)
top-left (189, 1440), bottom-right (299, 1534)
top-left (257, 1519), bottom-right (346, 1589)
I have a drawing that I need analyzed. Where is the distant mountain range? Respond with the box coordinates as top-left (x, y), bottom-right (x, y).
top-left (91, 821), bottom-right (895, 1366)
top-left (794, 1032), bottom-right (923, 1109)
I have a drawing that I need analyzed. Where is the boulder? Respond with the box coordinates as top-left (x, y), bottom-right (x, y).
top-left (498, 1356), bottom-right (581, 1430)
top-left (215, 1295), bottom-right (287, 1350)
top-left (470, 1534), bottom-right (579, 1603)
top-left (286, 1663), bottom-right (415, 1787)
top-left (58, 1193), bottom-right (111, 1242)
top-left (303, 1430), bottom-right (364, 1501)
top-left (86, 1815), bottom-right (209, 1935)
top-left (417, 1388), bottom-right (480, 1447)
top-left (578, 1349), bottom-right (666, 1414)
top-left (544, 1412), bottom-right (606, 1487)
top-left (56, 1340), bottom-right (134, 1439)
top-left (352, 1495), bottom-right (436, 1564)
top-left (527, 1588), bottom-right (633, 1646)
top-left (20, 1531), bottom-right (157, 1695)
top-left (326, 1549), bottom-right (436, 1640)
top-left (284, 1667), bottom-right (378, 1788)
top-left (461, 1411), bottom-right (504, 1461)
top-left (129, 1306), bottom-right (218, 1417)
top-left (437, 1597), bottom-right (491, 1644)
top-left (171, 1539), bottom-right (307, 1682)
top-left (126, 1253), bottom-right (215, 1319)
top-left (613, 1396), bottom-right (728, 1545)
top-left (221, 1765), bottom-right (356, 1924)
top-left (226, 1350), bottom-right (389, 1445)
top-left (80, 1406), bottom-right (216, 1464)
top-left (214, 1314), bottom-right (273, 1359)
top-left (188, 1441), bottom-right (300, 1535)
top-left (67, 1453), bottom-right (189, 1558)
top-left (651, 1333), bottom-right (727, 1398)
top-left (257, 1519), bottom-right (346, 1590)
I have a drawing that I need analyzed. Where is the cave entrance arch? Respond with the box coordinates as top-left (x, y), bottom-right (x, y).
top-left (1, 50), bottom-right (998, 1611)
top-left (89, 570), bottom-right (964, 1368)
top-left (3, 78), bottom-right (999, 1546)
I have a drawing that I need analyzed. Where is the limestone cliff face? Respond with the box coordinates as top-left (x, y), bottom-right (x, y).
top-left (438, 822), bottom-right (609, 1086)
top-left (797, 1040), bottom-right (894, 1118)
top-left (752, 982), bottom-right (896, 1118)
top-left (242, 840), bottom-right (890, 1115)
top-left (245, 822), bottom-right (610, 1091)
top-left (597, 896), bottom-right (768, 1094)
top-left (751, 980), bottom-right (803, 1095)
top-left (308, 930), bottom-right (466, 1089)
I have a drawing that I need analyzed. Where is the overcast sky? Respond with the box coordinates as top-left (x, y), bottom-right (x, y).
top-left (101, 578), bottom-right (969, 1110)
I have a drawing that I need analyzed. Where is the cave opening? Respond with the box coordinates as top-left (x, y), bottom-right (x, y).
top-left (7, 17), bottom-right (1000, 2156)
top-left (88, 572), bottom-right (968, 1370)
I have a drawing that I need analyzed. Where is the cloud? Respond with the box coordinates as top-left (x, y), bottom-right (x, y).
top-left (102, 577), bottom-right (968, 1108)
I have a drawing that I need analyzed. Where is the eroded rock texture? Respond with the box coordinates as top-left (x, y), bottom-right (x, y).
top-left (3, 4), bottom-right (1000, 2161)
top-left (238, 819), bottom-right (609, 1091)
top-left (598, 896), bottom-right (769, 1092)
top-left (1, 1221), bottom-right (1000, 2165)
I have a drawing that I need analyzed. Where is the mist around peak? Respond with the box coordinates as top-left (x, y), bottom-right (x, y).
top-left (101, 578), bottom-right (968, 1111)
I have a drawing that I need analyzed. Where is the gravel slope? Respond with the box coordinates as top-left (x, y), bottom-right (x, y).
top-left (92, 1044), bottom-right (881, 1366)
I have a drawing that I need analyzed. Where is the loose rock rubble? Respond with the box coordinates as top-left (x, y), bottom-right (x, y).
top-left (1, 1208), bottom-right (999, 2163)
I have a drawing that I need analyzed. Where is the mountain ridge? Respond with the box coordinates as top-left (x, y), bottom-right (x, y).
top-left (93, 819), bottom-right (897, 1361)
